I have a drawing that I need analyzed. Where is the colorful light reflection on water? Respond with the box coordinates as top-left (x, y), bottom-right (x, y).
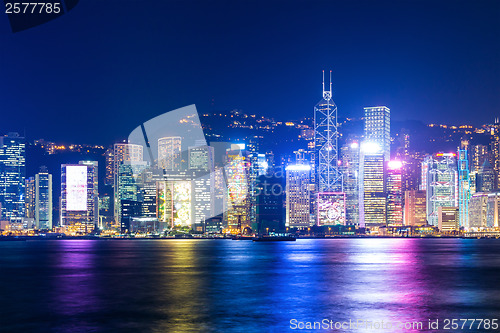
top-left (0, 239), bottom-right (499, 332)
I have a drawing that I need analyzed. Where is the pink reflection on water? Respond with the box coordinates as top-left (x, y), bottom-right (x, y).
top-left (51, 240), bottom-right (101, 319)
top-left (346, 239), bottom-right (434, 333)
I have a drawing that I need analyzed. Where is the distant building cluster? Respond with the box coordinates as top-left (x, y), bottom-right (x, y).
top-left (2, 77), bottom-right (500, 237)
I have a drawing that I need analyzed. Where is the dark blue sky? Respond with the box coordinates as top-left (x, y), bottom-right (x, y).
top-left (1, 0), bottom-right (499, 144)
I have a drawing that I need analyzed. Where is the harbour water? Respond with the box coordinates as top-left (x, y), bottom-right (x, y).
top-left (1, 238), bottom-right (499, 332)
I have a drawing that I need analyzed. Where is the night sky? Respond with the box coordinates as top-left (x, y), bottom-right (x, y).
top-left (1, 0), bottom-right (499, 145)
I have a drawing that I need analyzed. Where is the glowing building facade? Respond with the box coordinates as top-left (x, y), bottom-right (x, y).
top-left (359, 142), bottom-right (386, 228)
top-left (364, 106), bottom-right (390, 161)
top-left (285, 164), bottom-right (311, 228)
top-left (158, 137), bottom-right (182, 171)
top-left (477, 159), bottom-right (495, 192)
top-left (34, 166), bottom-right (53, 230)
top-left (224, 146), bottom-right (251, 233)
top-left (404, 190), bottom-right (426, 226)
top-left (0, 133), bottom-right (26, 221)
top-left (386, 161), bottom-right (403, 225)
top-left (341, 141), bottom-right (360, 225)
top-left (60, 164), bottom-right (97, 234)
top-left (469, 192), bottom-right (488, 229)
top-left (422, 153), bottom-right (458, 226)
top-left (113, 143), bottom-right (144, 223)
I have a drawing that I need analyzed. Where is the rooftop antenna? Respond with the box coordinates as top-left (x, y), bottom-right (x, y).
top-left (322, 70), bottom-right (332, 101)
top-left (329, 70), bottom-right (332, 94)
top-left (322, 70), bottom-right (325, 94)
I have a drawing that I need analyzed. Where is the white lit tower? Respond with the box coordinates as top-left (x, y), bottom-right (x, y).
top-left (314, 70), bottom-right (343, 193)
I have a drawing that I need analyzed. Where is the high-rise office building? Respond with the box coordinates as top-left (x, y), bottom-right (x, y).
top-left (486, 192), bottom-right (500, 229)
top-left (34, 166), bottom-right (52, 230)
top-left (458, 149), bottom-right (472, 229)
top-left (255, 173), bottom-right (284, 234)
top-left (386, 161), bottom-right (403, 225)
top-left (188, 145), bottom-right (214, 172)
top-left (104, 147), bottom-right (114, 186)
top-left (438, 206), bottom-right (459, 233)
top-left (192, 171), bottom-right (214, 232)
top-left (0, 133), bottom-right (26, 221)
top-left (340, 141), bottom-right (360, 225)
top-left (359, 142), bottom-right (386, 229)
top-left (113, 143), bottom-right (143, 223)
top-left (421, 153), bottom-right (458, 226)
top-left (60, 164), bottom-right (97, 234)
top-left (80, 161), bottom-right (99, 228)
top-left (490, 119), bottom-right (500, 188)
top-left (364, 106), bottom-right (390, 161)
top-left (158, 137), bottom-right (182, 171)
top-left (157, 178), bottom-right (193, 229)
top-left (477, 159), bottom-right (495, 192)
top-left (113, 143), bottom-right (144, 186)
top-left (117, 161), bottom-right (148, 231)
top-left (471, 144), bottom-right (490, 173)
top-left (404, 190), bottom-right (426, 226)
top-left (469, 193), bottom-right (488, 229)
top-left (224, 146), bottom-right (251, 233)
top-left (25, 177), bottom-right (36, 219)
top-left (285, 164), bottom-right (311, 228)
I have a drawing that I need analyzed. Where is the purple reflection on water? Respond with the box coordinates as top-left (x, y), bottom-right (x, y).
top-left (50, 240), bottom-right (102, 331)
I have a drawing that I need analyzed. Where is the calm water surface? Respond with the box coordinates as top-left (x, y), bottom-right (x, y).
top-left (1, 239), bottom-right (499, 332)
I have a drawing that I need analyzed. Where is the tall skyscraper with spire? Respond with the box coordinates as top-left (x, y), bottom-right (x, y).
top-left (314, 71), bottom-right (345, 226)
top-left (314, 70), bottom-right (342, 192)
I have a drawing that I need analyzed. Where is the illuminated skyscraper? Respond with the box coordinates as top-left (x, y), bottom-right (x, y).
top-left (386, 161), bottom-right (403, 225)
top-left (359, 142), bottom-right (386, 229)
top-left (25, 177), bottom-right (36, 220)
top-left (0, 133), bottom-right (26, 221)
top-left (158, 137), bottom-right (182, 171)
top-left (471, 144), bottom-right (490, 172)
top-left (104, 147), bottom-right (114, 186)
top-left (364, 106), bottom-right (390, 161)
top-left (61, 164), bottom-right (97, 234)
top-left (490, 118), bottom-right (500, 188)
top-left (224, 145), bottom-right (251, 233)
top-left (477, 159), bottom-right (495, 192)
top-left (438, 206), bottom-right (459, 233)
top-left (255, 173), bottom-right (284, 234)
top-left (192, 171), bottom-right (214, 232)
top-left (285, 164), bottom-right (311, 228)
top-left (34, 166), bottom-right (53, 230)
top-left (314, 70), bottom-right (342, 192)
top-left (469, 193), bottom-right (488, 229)
top-left (80, 160), bottom-right (99, 228)
top-left (421, 153), bottom-right (458, 226)
top-left (486, 192), bottom-right (500, 228)
top-left (404, 190), bottom-right (426, 226)
top-left (188, 145), bottom-right (214, 172)
top-left (113, 143), bottom-right (144, 223)
top-left (340, 141), bottom-right (360, 225)
top-left (117, 161), bottom-right (148, 231)
top-left (157, 179), bottom-right (192, 229)
top-left (458, 149), bottom-right (471, 229)
top-left (113, 143), bottom-right (144, 187)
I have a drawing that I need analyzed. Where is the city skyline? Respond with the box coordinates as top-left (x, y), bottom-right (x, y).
top-left (2, 2), bottom-right (499, 332)
top-left (3, 91), bottom-right (500, 236)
